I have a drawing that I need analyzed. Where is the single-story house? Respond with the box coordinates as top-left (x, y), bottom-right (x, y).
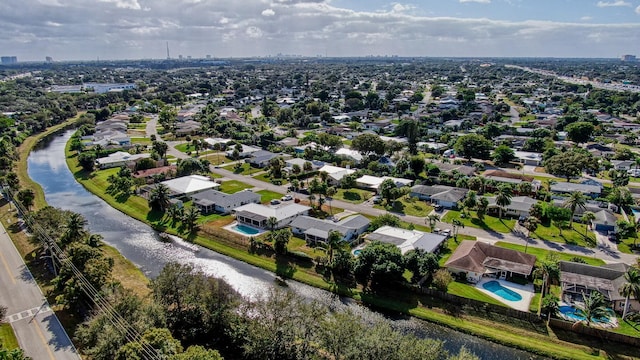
top-left (246, 150), bottom-right (280, 168)
top-left (559, 261), bottom-right (638, 314)
top-left (132, 165), bottom-right (177, 183)
top-left (430, 163), bottom-right (476, 176)
top-left (487, 196), bottom-right (538, 218)
top-left (550, 182), bottom-right (601, 198)
top-left (203, 137), bottom-right (233, 149)
top-left (160, 175), bottom-right (220, 198)
top-left (277, 137), bottom-right (299, 147)
top-left (191, 189), bottom-right (261, 214)
top-left (366, 226), bottom-right (448, 254)
top-left (409, 185), bottom-right (468, 209)
top-left (318, 165), bottom-right (356, 186)
top-left (234, 203), bottom-right (311, 229)
top-left (284, 158), bottom-right (324, 173)
top-left (226, 144), bottom-right (262, 158)
top-left (290, 214), bottom-right (370, 243)
top-left (592, 209), bottom-right (618, 232)
top-left (95, 151), bottom-right (151, 169)
top-left (335, 148), bottom-right (364, 163)
top-left (444, 240), bottom-right (536, 283)
top-left (175, 120), bottom-right (202, 136)
top-left (611, 160), bottom-right (635, 171)
top-left (355, 175), bottom-right (413, 192)
top-left (513, 151), bottom-right (543, 166)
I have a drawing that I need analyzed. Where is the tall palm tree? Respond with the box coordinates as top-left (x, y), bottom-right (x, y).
top-left (62, 213), bottom-right (88, 245)
top-left (575, 291), bottom-right (611, 328)
top-left (563, 191), bottom-right (587, 227)
top-left (425, 213), bottom-right (440, 230)
top-left (326, 230), bottom-right (346, 264)
top-left (182, 206), bottom-right (201, 234)
top-left (476, 197), bottom-right (489, 220)
top-left (326, 186), bottom-right (337, 215)
top-left (451, 218), bottom-right (464, 240)
top-left (495, 185), bottom-right (512, 219)
top-left (523, 216), bottom-right (540, 253)
top-left (149, 184), bottom-right (171, 212)
top-left (619, 267), bottom-right (640, 319)
top-left (266, 216), bottom-right (278, 231)
top-left (581, 211), bottom-right (596, 235)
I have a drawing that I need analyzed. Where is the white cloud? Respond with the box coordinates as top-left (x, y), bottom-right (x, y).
top-left (580, 16), bottom-right (593, 20)
top-left (261, 8), bottom-right (275, 16)
top-left (636, 5), bottom-right (640, 14)
top-left (246, 26), bottom-right (263, 38)
top-left (98, 0), bottom-right (141, 10)
top-left (460, 0), bottom-right (491, 3)
top-left (391, 3), bottom-right (413, 12)
top-left (596, 1), bottom-right (631, 7)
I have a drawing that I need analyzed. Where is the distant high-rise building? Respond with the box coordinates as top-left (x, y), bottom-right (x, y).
top-left (45, 56), bottom-right (53, 62)
top-left (621, 54), bottom-right (637, 61)
top-left (1, 56), bottom-right (17, 64)
top-left (178, 55), bottom-right (183, 60)
top-left (166, 41), bottom-right (170, 60)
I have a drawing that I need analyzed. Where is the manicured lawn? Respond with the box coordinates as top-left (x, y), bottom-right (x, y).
top-left (0, 323), bottom-right (19, 350)
top-left (529, 292), bottom-right (541, 313)
top-left (174, 142), bottom-right (192, 153)
top-left (130, 137), bottom-right (151, 145)
top-left (442, 210), bottom-right (515, 233)
top-left (288, 236), bottom-right (326, 258)
top-left (494, 241), bottom-right (605, 266)
top-left (201, 153), bottom-right (233, 166)
top-left (253, 172), bottom-right (287, 185)
top-left (617, 237), bottom-right (639, 254)
top-left (256, 190), bottom-right (284, 203)
top-left (613, 317), bottom-right (640, 337)
top-left (219, 180), bottom-right (253, 194)
top-left (447, 282), bottom-right (505, 306)
top-left (198, 212), bottom-right (232, 224)
top-left (222, 163), bottom-right (261, 176)
top-left (333, 188), bottom-right (373, 204)
top-left (374, 197), bottom-right (434, 217)
top-left (530, 222), bottom-right (596, 248)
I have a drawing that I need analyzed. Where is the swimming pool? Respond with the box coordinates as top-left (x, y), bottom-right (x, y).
top-left (482, 280), bottom-right (522, 302)
top-left (353, 249), bottom-right (362, 256)
top-left (558, 305), bottom-right (614, 324)
top-left (232, 224), bottom-right (261, 235)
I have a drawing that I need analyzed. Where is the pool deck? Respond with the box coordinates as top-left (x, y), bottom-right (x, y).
top-left (475, 278), bottom-right (535, 312)
top-left (223, 221), bottom-right (266, 237)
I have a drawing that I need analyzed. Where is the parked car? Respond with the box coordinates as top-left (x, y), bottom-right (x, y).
top-left (270, 199), bottom-right (281, 205)
top-left (434, 204), bottom-right (443, 212)
top-left (372, 196), bottom-right (382, 204)
top-left (607, 231), bottom-right (618, 242)
top-left (281, 195), bottom-right (293, 201)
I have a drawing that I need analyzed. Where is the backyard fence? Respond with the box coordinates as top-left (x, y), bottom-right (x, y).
top-left (549, 318), bottom-right (640, 347)
top-left (410, 285), bottom-right (544, 323)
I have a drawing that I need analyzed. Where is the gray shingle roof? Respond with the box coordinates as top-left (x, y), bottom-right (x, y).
top-left (191, 189), bottom-right (260, 208)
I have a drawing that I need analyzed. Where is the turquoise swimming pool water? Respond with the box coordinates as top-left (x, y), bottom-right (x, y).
top-left (558, 305), bottom-right (614, 323)
top-left (233, 224), bottom-right (260, 235)
top-left (482, 280), bottom-right (522, 302)
top-left (353, 249), bottom-right (362, 256)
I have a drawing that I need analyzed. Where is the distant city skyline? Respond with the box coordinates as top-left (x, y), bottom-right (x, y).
top-left (1, 0), bottom-right (639, 61)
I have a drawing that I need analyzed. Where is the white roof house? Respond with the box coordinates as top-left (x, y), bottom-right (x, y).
top-left (336, 148), bottom-right (364, 163)
top-left (318, 165), bottom-right (356, 184)
top-left (225, 144), bottom-right (261, 158)
top-left (95, 151), bottom-right (150, 169)
top-left (204, 137), bottom-right (233, 148)
top-left (513, 151), bottom-right (543, 166)
top-left (234, 203), bottom-right (311, 229)
top-left (366, 226), bottom-right (447, 254)
top-left (355, 175), bottom-right (413, 191)
top-left (161, 175), bottom-right (219, 197)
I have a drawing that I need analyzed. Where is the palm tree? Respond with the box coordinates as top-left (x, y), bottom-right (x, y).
top-left (533, 260), bottom-right (559, 296)
top-left (326, 186), bottom-right (337, 215)
top-left (575, 291), bottom-right (611, 328)
top-left (62, 213), bottom-right (88, 245)
top-left (451, 218), bottom-right (464, 240)
top-left (522, 216), bottom-right (540, 253)
top-left (495, 185), bottom-right (512, 219)
top-left (476, 197), bottom-right (489, 220)
top-left (563, 191), bottom-right (587, 227)
top-left (425, 213), bottom-right (440, 230)
top-left (148, 184), bottom-right (171, 212)
top-left (554, 219), bottom-right (568, 236)
top-left (326, 230), bottom-right (346, 264)
top-left (581, 211), bottom-right (596, 235)
top-left (182, 206), bottom-right (201, 234)
top-left (167, 203), bottom-right (184, 225)
top-left (541, 294), bottom-right (560, 322)
top-left (266, 216), bottom-right (278, 231)
top-left (619, 267), bottom-right (640, 319)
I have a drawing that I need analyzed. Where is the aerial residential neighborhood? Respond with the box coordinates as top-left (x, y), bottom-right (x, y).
top-left (2, 54), bottom-right (640, 356)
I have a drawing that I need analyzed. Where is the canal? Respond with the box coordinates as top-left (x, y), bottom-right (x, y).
top-left (27, 130), bottom-right (542, 359)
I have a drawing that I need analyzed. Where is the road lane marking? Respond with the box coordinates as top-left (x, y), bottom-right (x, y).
top-left (32, 318), bottom-right (56, 360)
top-left (0, 246), bottom-right (16, 284)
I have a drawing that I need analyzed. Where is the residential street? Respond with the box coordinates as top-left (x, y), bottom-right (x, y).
top-left (0, 220), bottom-right (81, 360)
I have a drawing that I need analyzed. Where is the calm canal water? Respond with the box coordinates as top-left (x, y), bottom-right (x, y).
top-left (28, 130), bottom-right (542, 359)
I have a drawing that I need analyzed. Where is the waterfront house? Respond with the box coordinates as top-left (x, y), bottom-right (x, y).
top-left (95, 151), bottom-right (151, 169)
top-left (160, 175), bottom-right (220, 198)
top-left (234, 203), bottom-right (310, 229)
top-left (191, 189), bottom-right (261, 215)
top-left (290, 215), bottom-right (370, 244)
top-left (366, 226), bottom-right (448, 254)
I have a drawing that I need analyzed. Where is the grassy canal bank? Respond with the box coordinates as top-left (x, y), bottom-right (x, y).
top-left (60, 132), bottom-right (640, 360)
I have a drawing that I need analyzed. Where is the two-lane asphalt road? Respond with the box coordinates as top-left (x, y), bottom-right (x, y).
top-left (0, 219), bottom-right (81, 360)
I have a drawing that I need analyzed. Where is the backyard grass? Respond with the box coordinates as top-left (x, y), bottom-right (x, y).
top-left (333, 188), bottom-right (373, 204)
top-left (442, 210), bottom-right (516, 233)
top-left (447, 282), bottom-right (505, 306)
top-left (0, 323), bottom-right (19, 350)
top-left (288, 236), bottom-right (326, 258)
top-left (219, 180), bottom-right (253, 194)
top-left (222, 163), bottom-right (260, 176)
top-left (374, 197), bottom-right (434, 217)
top-left (256, 190), bottom-right (284, 203)
top-left (529, 222), bottom-right (596, 248)
top-left (252, 172), bottom-right (286, 185)
top-left (494, 242), bottom-right (605, 266)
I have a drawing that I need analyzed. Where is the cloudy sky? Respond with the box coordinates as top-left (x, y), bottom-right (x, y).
top-left (1, 0), bottom-right (639, 61)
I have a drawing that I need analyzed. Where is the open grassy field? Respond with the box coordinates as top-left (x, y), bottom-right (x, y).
top-left (219, 180), bottom-right (253, 194)
top-left (494, 242), bottom-right (605, 266)
top-left (333, 188), bottom-right (373, 204)
top-left (374, 197), bottom-right (434, 217)
top-left (256, 189), bottom-right (284, 203)
top-left (529, 221), bottom-right (596, 248)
